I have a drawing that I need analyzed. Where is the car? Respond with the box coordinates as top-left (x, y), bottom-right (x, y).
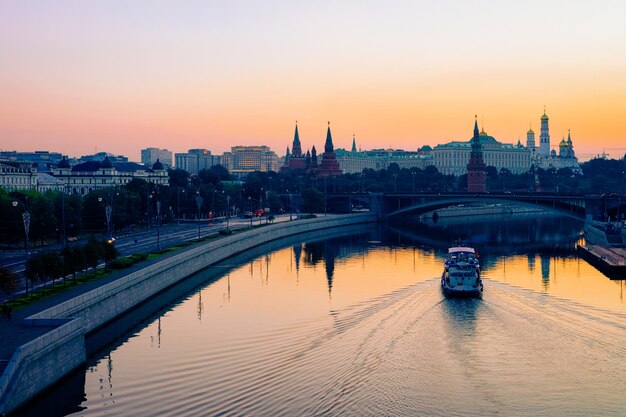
top-left (241, 211), bottom-right (253, 218)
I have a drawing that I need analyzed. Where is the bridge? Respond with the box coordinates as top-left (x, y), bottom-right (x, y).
top-left (325, 192), bottom-right (624, 221)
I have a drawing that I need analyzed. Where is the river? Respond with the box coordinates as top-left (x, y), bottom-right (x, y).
top-left (18, 214), bottom-right (626, 416)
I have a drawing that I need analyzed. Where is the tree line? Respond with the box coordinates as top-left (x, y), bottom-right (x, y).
top-left (1, 157), bottom-right (624, 246)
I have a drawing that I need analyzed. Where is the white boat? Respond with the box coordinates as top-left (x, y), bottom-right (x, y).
top-left (441, 245), bottom-right (483, 297)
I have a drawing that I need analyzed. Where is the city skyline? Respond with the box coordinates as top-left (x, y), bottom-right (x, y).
top-left (2, 1), bottom-right (626, 161)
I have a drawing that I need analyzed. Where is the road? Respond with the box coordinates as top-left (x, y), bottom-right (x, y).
top-left (0, 214), bottom-right (299, 302)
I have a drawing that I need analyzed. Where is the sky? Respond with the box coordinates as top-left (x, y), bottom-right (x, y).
top-left (1, 0), bottom-right (626, 161)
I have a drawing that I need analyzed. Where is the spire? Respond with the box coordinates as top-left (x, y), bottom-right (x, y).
top-left (292, 121), bottom-right (302, 157)
top-left (351, 134), bottom-right (357, 152)
top-left (286, 146), bottom-right (290, 157)
top-left (567, 129), bottom-right (572, 143)
top-left (473, 115), bottom-right (479, 139)
top-left (311, 145), bottom-right (318, 165)
top-left (325, 121), bottom-right (334, 154)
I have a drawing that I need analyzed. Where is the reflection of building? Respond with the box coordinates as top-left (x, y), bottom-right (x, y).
top-left (141, 148), bottom-right (173, 169)
top-left (52, 156), bottom-right (168, 195)
top-left (175, 149), bottom-right (218, 174)
top-left (540, 254), bottom-right (551, 290)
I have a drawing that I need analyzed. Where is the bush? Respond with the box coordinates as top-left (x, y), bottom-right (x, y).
top-left (219, 229), bottom-right (233, 235)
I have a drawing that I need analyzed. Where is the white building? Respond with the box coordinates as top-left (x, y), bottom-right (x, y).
top-left (226, 146), bottom-right (279, 173)
top-left (0, 162), bottom-right (36, 191)
top-left (52, 156), bottom-right (168, 195)
top-left (433, 128), bottom-right (531, 175)
top-left (174, 149), bottom-right (218, 174)
top-left (141, 148), bottom-right (173, 169)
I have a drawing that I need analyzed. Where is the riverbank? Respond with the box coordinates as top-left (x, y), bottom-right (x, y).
top-left (0, 213), bottom-right (377, 415)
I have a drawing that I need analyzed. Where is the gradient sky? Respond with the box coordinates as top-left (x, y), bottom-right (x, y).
top-left (1, 1), bottom-right (626, 161)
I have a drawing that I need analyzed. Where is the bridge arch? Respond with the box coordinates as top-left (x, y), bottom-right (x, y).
top-left (387, 196), bottom-right (586, 220)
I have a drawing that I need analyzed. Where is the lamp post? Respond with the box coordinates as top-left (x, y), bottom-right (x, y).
top-left (195, 191), bottom-right (203, 240)
top-left (177, 188), bottom-right (185, 225)
top-left (288, 191), bottom-right (292, 221)
top-left (98, 197), bottom-right (112, 240)
top-left (12, 200), bottom-right (30, 293)
top-left (226, 195), bottom-right (231, 230)
top-left (156, 200), bottom-right (161, 251)
top-left (324, 176), bottom-right (327, 216)
top-left (411, 171), bottom-right (416, 193)
top-left (393, 173), bottom-right (398, 193)
top-left (61, 189), bottom-right (67, 248)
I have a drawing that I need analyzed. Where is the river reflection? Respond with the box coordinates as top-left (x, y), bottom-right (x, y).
top-left (21, 215), bottom-right (626, 417)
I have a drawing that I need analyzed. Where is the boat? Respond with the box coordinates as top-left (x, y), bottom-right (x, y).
top-left (441, 245), bottom-right (483, 297)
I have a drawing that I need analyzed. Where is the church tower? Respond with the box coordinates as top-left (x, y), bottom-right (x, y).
top-left (526, 123), bottom-right (536, 153)
top-left (467, 116), bottom-right (487, 193)
top-left (351, 134), bottom-right (357, 153)
top-left (539, 107), bottom-right (550, 157)
top-left (567, 130), bottom-right (575, 157)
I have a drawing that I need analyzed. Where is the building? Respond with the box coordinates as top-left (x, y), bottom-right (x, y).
top-left (335, 146), bottom-right (434, 174)
top-left (433, 128), bottom-right (531, 175)
top-left (282, 123), bottom-right (308, 172)
top-left (52, 156), bottom-right (168, 195)
top-left (315, 123), bottom-right (342, 177)
top-left (0, 162), bottom-right (36, 191)
top-left (77, 152), bottom-right (128, 164)
top-left (174, 149), bottom-right (218, 174)
top-left (467, 117), bottom-right (487, 193)
top-left (0, 151), bottom-right (66, 166)
top-left (227, 146), bottom-right (279, 173)
top-left (528, 110), bottom-right (581, 173)
top-left (141, 148), bottom-right (173, 169)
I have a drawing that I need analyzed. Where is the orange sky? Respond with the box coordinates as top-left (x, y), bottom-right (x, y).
top-left (1, 1), bottom-right (625, 161)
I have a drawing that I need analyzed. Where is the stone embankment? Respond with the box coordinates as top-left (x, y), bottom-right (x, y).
top-left (0, 213), bottom-right (377, 415)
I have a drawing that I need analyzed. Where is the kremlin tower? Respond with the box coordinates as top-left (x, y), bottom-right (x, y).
top-left (315, 122), bottom-right (342, 177)
top-left (467, 116), bottom-right (487, 193)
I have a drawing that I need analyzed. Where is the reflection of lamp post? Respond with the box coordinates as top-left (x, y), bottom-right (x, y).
top-left (195, 191), bottom-right (203, 240)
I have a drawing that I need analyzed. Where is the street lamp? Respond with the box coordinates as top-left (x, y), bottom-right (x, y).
top-left (12, 200), bottom-right (30, 293)
top-left (177, 188), bottom-right (185, 225)
top-left (324, 176), bottom-right (327, 216)
top-left (156, 199), bottom-right (161, 251)
top-left (393, 173), bottom-right (398, 193)
top-left (195, 191), bottom-right (203, 240)
top-left (98, 197), bottom-right (112, 240)
top-left (411, 171), bottom-right (416, 193)
top-left (226, 194), bottom-right (231, 230)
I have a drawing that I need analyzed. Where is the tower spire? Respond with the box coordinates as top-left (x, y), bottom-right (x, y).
top-left (351, 134), bottom-right (357, 152)
top-left (473, 115), bottom-right (479, 138)
top-left (325, 122), bottom-right (334, 154)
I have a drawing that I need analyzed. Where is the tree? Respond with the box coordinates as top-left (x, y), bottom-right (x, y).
top-left (42, 252), bottom-right (63, 287)
top-left (84, 236), bottom-right (103, 272)
top-left (26, 255), bottom-right (45, 294)
top-left (301, 188), bottom-right (324, 213)
top-left (0, 267), bottom-right (18, 299)
top-left (102, 240), bottom-right (118, 265)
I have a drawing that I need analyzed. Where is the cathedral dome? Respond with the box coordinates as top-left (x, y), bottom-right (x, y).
top-left (541, 112), bottom-right (549, 121)
top-left (527, 128), bottom-right (534, 134)
top-left (101, 156), bottom-right (113, 168)
top-left (559, 139), bottom-right (568, 147)
top-left (58, 156), bottom-right (70, 169)
top-left (152, 159), bottom-right (164, 170)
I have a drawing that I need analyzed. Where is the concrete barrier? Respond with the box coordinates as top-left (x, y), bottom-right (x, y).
top-left (0, 213), bottom-right (377, 415)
